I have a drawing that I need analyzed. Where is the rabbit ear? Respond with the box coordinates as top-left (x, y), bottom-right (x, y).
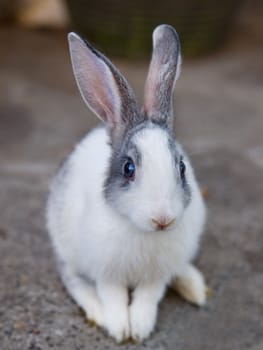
top-left (68, 32), bottom-right (139, 145)
top-left (143, 25), bottom-right (181, 129)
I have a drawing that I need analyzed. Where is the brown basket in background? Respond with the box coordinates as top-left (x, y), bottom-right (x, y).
top-left (66, 0), bottom-right (242, 58)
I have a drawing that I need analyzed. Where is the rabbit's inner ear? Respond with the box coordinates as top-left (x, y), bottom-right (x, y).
top-left (68, 33), bottom-right (121, 127)
top-left (143, 25), bottom-right (181, 129)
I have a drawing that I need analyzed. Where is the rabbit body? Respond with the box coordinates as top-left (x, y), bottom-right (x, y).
top-left (48, 126), bottom-right (205, 285)
top-left (47, 25), bottom-right (207, 342)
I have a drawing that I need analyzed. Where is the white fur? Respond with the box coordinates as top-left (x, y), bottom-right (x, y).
top-left (47, 126), bottom-right (206, 341)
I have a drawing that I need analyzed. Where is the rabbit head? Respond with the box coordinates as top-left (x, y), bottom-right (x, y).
top-left (68, 25), bottom-right (197, 233)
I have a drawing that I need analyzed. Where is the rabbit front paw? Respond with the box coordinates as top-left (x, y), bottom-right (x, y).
top-left (130, 301), bottom-right (157, 342)
top-left (97, 283), bottom-right (130, 342)
top-left (103, 305), bottom-right (130, 342)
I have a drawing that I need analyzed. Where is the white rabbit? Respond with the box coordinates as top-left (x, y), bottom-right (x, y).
top-left (46, 24), bottom-right (207, 342)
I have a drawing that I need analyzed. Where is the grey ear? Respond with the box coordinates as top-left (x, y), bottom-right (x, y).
top-left (68, 32), bottom-right (139, 145)
top-left (143, 25), bottom-right (181, 129)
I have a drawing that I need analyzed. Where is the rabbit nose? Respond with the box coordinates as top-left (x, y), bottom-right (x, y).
top-left (151, 217), bottom-right (176, 231)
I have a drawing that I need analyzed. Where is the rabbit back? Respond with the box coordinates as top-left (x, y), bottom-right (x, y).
top-left (46, 127), bottom-right (111, 268)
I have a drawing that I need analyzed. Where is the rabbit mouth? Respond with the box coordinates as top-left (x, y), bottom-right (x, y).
top-left (151, 217), bottom-right (176, 231)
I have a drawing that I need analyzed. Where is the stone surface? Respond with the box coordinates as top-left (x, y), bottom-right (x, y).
top-left (0, 8), bottom-right (263, 349)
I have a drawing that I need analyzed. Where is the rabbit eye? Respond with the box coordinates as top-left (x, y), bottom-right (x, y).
top-left (179, 157), bottom-right (186, 181)
top-left (123, 159), bottom-right (135, 180)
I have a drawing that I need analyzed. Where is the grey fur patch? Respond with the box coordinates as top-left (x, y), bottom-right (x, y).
top-left (104, 122), bottom-right (145, 199)
top-left (104, 119), bottom-right (158, 201)
top-left (179, 164), bottom-right (192, 208)
top-left (166, 133), bottom-right (192, 208)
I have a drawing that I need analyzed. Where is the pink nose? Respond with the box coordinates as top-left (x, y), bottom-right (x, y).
top-left (151, 217), bottom-right (176, 231)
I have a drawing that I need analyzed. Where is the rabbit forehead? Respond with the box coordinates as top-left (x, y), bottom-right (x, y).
top-left (120, 120), bottom-right (178, 159)
top-left (133, 126), bottom-right (181, 187)
top-left (133, 125), bottom-right (180, 164)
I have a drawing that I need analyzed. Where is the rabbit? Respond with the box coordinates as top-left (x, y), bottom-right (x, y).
top-left (46, 24), bottom-right (207, 342)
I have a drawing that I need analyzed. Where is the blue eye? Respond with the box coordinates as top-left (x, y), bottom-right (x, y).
top-left (179, 158), bottom-right (186, 180)
top-left (123, 159), bottom-right (135, 180)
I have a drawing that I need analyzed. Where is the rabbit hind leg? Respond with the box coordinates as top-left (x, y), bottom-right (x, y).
top-left (59, 263), bottom-right (103, 326)
top-left (170, 264), bottom-right (207, 306)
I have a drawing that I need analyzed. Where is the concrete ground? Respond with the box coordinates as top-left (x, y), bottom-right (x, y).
top-left (0, 7), bottom-right (263, 350)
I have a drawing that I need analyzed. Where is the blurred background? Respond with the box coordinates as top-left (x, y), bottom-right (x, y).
top-left (0, 0), bottom-right (262, 56)
top-left (0, 1), bottom-right (263, 349)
